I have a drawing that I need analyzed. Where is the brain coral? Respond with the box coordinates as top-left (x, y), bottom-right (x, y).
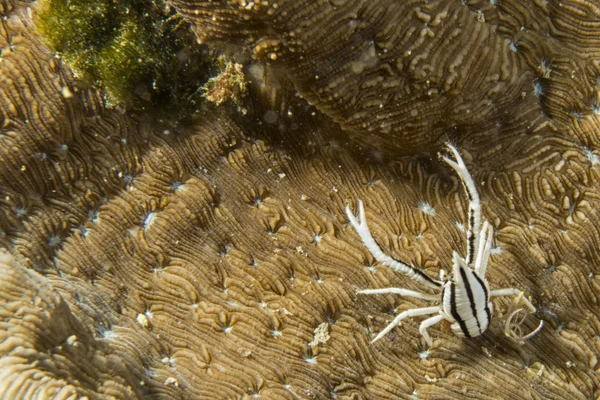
top-left (0, 0), bottom-right (599, 399)
top-left (174, 0), bottom-right (600, 157)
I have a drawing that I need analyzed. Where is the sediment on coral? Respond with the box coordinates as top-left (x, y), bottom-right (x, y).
top-left (0, 0), bottom-right (599, 399)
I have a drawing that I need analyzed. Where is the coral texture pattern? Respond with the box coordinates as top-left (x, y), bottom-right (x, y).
top-left (0, 0), bottom-right (599, 399)
top-left (175, 0), bottom-right (600, 157)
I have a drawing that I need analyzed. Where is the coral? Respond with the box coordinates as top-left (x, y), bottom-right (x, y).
top-left (173, 0), bottom-right (600, 156)
top-left (35, 0), bottom-right (211, 122)
top-left (0, 0), bottom-right (599, 399)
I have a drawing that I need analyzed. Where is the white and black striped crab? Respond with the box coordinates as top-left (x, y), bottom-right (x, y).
top-left (346, 144), bottom-right (543, 346)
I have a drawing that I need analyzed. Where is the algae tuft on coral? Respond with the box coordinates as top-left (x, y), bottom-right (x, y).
top-left (36, 0), bottom-right (212, 123)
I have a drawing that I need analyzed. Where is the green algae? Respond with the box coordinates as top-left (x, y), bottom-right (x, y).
top-left (36, 0), bottom-right (211, 123)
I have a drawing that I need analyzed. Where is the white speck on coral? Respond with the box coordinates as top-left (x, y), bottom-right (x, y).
top-left (144, 212), bottom-right (157, 230)
top-left (455, 222), bottom-right (465, 232)
top-left (164, 377), bottom-right (178, 387)
top-left (419, 349), bottom-right (431, 359)
top-left (509, 42), bottom-right (518, 52)
top-left (153, 266), bottom-right (167, 275)
top-left (272, 330), bottom-right (282, 338)
top-left (416, 233), bottom-right (425, 240)
top-left (89, 210), bottom-right (99, 224)
top-left (533, 81), bottom-right (543, 99)
top-left (308, 323), bottom-right (330, 348)
top-left (137, 313), bottom-right (149, 328)
top-left (102, 329), bottom-right (120, 340)
top-left (223, 326), bottom-right (233, 334)
top-left (304, 356), bottom-right (317, 365)
top-left (313, 234), bottom-right (322, 244)
top-left (418, 202), bottom-right (436, 216)
top-left (584, 147), bottom-right (599, 165)
top-left (79, 225), bottom-right (88, 237)
top-left (48, 235), bottom-right (61, 247)
top-left (122, 174), bottom-right (134, 184)
top-left (490, 246), bottom-right (503, 255)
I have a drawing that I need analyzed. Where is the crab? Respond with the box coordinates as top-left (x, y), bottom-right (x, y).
top-left (346, 144), bottom-right (543, 346)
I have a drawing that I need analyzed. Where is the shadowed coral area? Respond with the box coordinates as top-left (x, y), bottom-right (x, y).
top-left (0, 0), bottom-right (600, 399)
top-left (173, 0), bottom-right (600, 156)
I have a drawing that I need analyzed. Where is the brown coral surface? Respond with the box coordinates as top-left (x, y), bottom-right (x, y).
top-left (175, 0), bottom-right (600, 157)
top-left (0, 0), bottom-right (599, 399)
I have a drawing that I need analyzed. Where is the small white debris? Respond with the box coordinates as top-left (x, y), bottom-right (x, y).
top-left (566, 361), bottom-right (575, 368)
top-left (309, 323), bottom-right (330, 348)
top-left (164, 377), bottom-right (178, 387)
top-left (137, 313), bottom-right (149, 328)
top-left (418, 202), bottom-right (437, 216)
top-left (424, 375), bottom-right (437, 383)
top-left (66, 335), bottom-right (79, 347)
top-left (584, 147), bottom-right (599, 165)
top-left (144, 212), bottom-right (157, 230)
top-left (537, 365), bottom-right (545, 377)
top-left (475, 10), bottom-right (485, 22)
top-left (238, 348), bottom-right (252, 357)
top-left (304, 356), bottom-right (317, 365)
top-left (455, 222), bottom-right (465, 232)
top-left (301, 194), bottom-right (309, 200)
top-left (490, 246), bottom-right (503, 255)
top-left (419, 349), bottom-right (431, 359)
top-left (481, 346), bottom-right (493, 358)
top-left (61, 86), bottom-right (73, 99)
top-left (533, 81), bottom-right (543, 99)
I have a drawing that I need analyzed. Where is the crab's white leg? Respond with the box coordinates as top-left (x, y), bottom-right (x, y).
top-left (442, 144), bottom-right (481, 266)
top-left (346, 200), bottom-right (442, 290)
top-left (490, 288), bottom-right (536, 312)
top-left (359, 288), bottom-right (439, 301)
top-left (419, 314), bottom-right (445, 347)
top-left (371, 306), bottom-right (441, 343)
top-left (474, 221), bottom-right (494, 277)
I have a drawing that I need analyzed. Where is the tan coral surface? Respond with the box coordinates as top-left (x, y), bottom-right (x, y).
top-left (175, 0), bottom-right (600, 157)
top-left (0, 0), bottom-right (599, 399)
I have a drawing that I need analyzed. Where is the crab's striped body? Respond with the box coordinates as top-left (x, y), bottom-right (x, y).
top-left (346, 144), bottom-right (542, 346)
top-left (441, 254), bottom-right (492, 339)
